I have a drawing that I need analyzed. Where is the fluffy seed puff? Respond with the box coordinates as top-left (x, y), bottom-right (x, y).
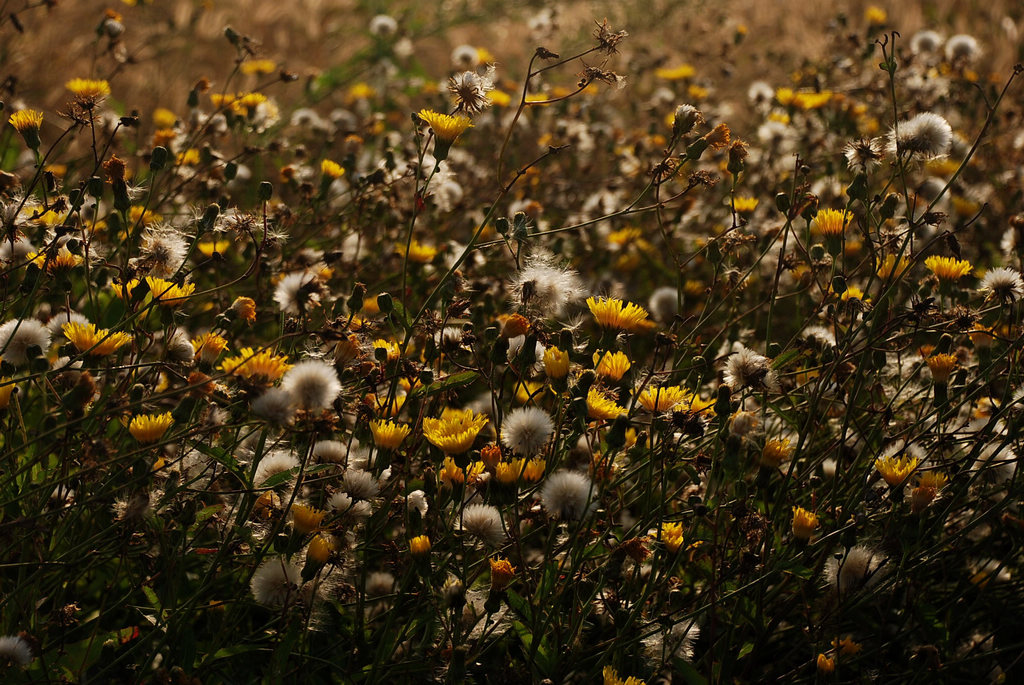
top-left (723, 346), bottom-right (779, 392)
top-left (824, 545), bottom-right (887, 594)
top-left (0, 635), bottom-right (33, 668)
top-left (0, 318), bottom-right (51, 367)
top-left (274, 270), bottom-right (324, 314)
top-left (280, 359), bottom-right (342, 411)
top-left (887, 112), bottom-right (953, 160)
top-left (250, 557), bottom-right (305, 607)
top-left (459, 503), bottom-right (506, 545)
top-left (509, 250), bottom-right (586, 319)
top-left (539, 470), bottom-right (595, 520)
top-left (501, 407), bottom-right (555, 456)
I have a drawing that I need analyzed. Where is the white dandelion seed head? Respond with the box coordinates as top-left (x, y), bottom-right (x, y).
top-left (539, 470), bottom-right (595, 520)
top-left (342, 469), bottom-right (380, 500)
top-left (723, 346), bottom-right (778, 392)
top-left (0, 318), bottom-right (51, 367)
top-left (251, 387), bottom-right (296, 426)
top-left (887, 112), bottom-right (953, 159)
top-left (407, 489), bottom-right (429, 517)
top-left (451, 44), bottom-right (480, 69)
top-left (0, 236), bottom-right (34, 263)
top-left (642, 620), bottom-right (700, 663)
top-left (250, 557), bottom-right (304, 607)
top-left (280, 359), bottom-right (341, 411)
top-left (842, 137), bottom-right (885, 171)
top-left (648, 286), bottom-right (681, 323)
top-left (274, 270), bottom-right (322, 314)
top-left (945, 34), bottom-right (982, 63)
top-left (311, 439), bottom-right (347, 463)
top-left (824, 545), bottom-right (886, 594)
top-left (0, 635), bottom-right (33, 668)
top-left (911, 30), bottom-right (944, 55)
top-left (747, 80), bottom-right (775, 106)
top-left (980, 267), bottom-right (1024, 301)
top-left (164, 330), bottom-right (195, 364)
top-left (139, 226), bottom-right (188, 277)
top-left (255, 450), bottom-right (299, 485)
top-left (368, 14), bottom-right (398, 38)
top-left (501, 407), bottom-right (555, 456)
top-left (459, 503), bottom-right (506, 545)
top-left (448, 67), bottom-right (495, 115)
top-left (366, 571), bottom-right (396, 596)
top-left (509, 250), bottom-right (586, 319)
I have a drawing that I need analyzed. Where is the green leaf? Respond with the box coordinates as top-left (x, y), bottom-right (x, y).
top-left (770, 349), bottom-right (802, 369)
top-left (407, 371), bottom-right (478, 398)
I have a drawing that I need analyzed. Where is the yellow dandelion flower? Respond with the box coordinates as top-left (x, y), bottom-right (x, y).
top-left (791, 506), bottom-right (819, 540)
top-left (402, 240), bottom-right (438, 263)
top-left (191, 332), bottom-right (228, 363)
top-left (775, 87), bottom-right (796, 106)
top-left (230, 91), bottom-right (267, 116)
top-left (543, 346), bottom-right (570, 379)
top-left (63, 322), bottom-right (132, 356)
top-left (875, 454), bottom-right (919, 486)
top-left (439, 456), bottom-right (465, 487)
top-left (811, 208), bottom-right (851, 236)
top-left (9, 110), bottom-right (43, 148)
top-left (876, 254), bottom-right (911, 280)
top-left (26, 248), bottom-right (83, 273)
top-left (219, 347), bottom-right (292, 382)
top-left (144, 276), bottom-right (195, 306)
top-left (911, 470), bottom-right (948, 512)
top-left (495, 459), bottom-right (524, 485)
top-left (320, 159), bottom-right (345, 179)
top-left (514, 380), bottom-right (545, 405)
top-left (793, 91), bottom-right (832, 110)
top-left (240, 59), bottom-right (277, 75)
top-left (347, 82), bottom-right (376, 100)
top-left (66, 78), bottom-right (111, 100)
top-left (660, 521), bottom-right (684, 553)
top-left (129, 206), bottom-right (161, 226)
top-left (816, 654), bottom-right (835, 675)
top-left (231, 296), bottom-right (257, 324)
top-left (129, 412), bottom-right (174, 444)
top-left (177, 148), bottom-right (201, 166)
top-left (761, 437), bottom-right (794, 468)
top-left (423, 408), bottom-right (489, 455)
top-left (587, 387), bottom-right (626, 420)
top-left (592, 350), bottom-right (631, 381)
top-left (372, 339), bottom-right (401, 361)
top-left (152, 107), bottom-right (177, 128)
top-left (865, 5), bottom-right (887, 25)
top-left (733, 196), bottom-right (759, 213)
top-left (0, 378), bottom-right (16, 409)
top-left (9, 109), bottom-right (43, 133)
top-left (416, 109), bottom-right (473, 142)
top-left (500, 313), bottom-right (530, 339)
top-left (307, 533), bottom-right (335, 564)
top-left (291, 503), bottom-right (327, 534)
top-left (489, 557), bottom-right (516, 591)
top-left (587, 296), bottom-right (650, 332)
top-left (637, 385), bottom-right (688, 412)
top-left (926, 353), bottom-right (957, 383)
top-left (655, 64), bottom-right (696, 80)
top-left (409, 535), bottom-right (431, 557)
top-left (487, 89), bottom-right (512, 106)
top-left (522, 457), bottom-right (545, 482)
top-left (925, 255), bottom-right (973, 282)
top-left (196, 239), bottom-right (231, 258)
top-left (369, 419), bottom-right (410, 449)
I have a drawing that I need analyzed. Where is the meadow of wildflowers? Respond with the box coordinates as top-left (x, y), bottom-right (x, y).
top-left (1, 1), bottom-right (1024, 682)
